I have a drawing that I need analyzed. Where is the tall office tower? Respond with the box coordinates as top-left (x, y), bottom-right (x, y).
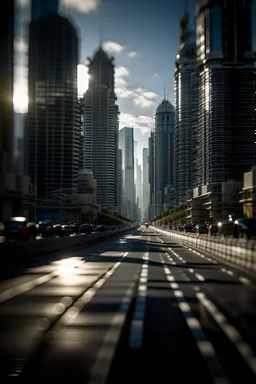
top-left (118, 127), bottom-right (136, 219)
top-left (142, 147), bottom-right (150, 220)
top-left (148, 131), bottom-right (155, 219)
top-left (196, 0), bottom-right (256, 188)
top-left (135, 159), bottom-right (142, 220)
top-left (174, 11), bottom-right (197, 205)
top-left (84, 47), bottom-right (119, 210)
top-left (25, 9), bottom-right (80, 198)
top-left (31, 0), bottom-right (59, 21)
top-left (117, 148), bottom-right (123, 215)
top-left (0, 0), bottom-right (14, 219)
top-left (154, 99), bottom-right (175, 216)
top-left (78, 96), bottom-right (84, 170)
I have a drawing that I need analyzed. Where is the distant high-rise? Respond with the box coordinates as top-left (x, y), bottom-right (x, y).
top-left (0, 0), bottom-right (14, 219)
top-left (148, 131), bottom-right (155, 219)
top-left (119, 127), bottom-right (136, 219)
top-left (117, 149), bottom-right (123, 214)
top-left (0, 0), bottom-right (14, 176)
top-left (154, 99), bottom-right (175, 216)
top-left (31, 0), bottom-right (59, 21)
top-left (25, 11), bottom-right (80, 198)
top-left (196, 0), bottom-right (256, 188)
top-left (84, 47), bottom-right (119, 210)
top-left (174, 12), bottom-right (197, 204)
top-left (142, 148), bottom-right (150, 220)
top-left (135, 159), bottom-right (142, 220)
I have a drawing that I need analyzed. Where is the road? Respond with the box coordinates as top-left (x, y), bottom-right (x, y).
top-left (0, 226), bottom-right (256, 383)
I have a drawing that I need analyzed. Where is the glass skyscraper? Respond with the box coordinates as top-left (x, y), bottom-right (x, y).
top-left (25, 11), bottom-right (80, 198)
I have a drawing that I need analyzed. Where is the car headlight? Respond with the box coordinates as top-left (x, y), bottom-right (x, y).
top-left (217, 222), bottom-right (222, 227)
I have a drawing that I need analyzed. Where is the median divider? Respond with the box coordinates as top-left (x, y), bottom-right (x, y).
top-left (152, 227), bottom-right (256, 275)
top-left (0, 227), bottom-right (133, 265)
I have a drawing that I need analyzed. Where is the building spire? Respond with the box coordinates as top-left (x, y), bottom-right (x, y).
top-left (164, 79), bottom-right (167, 100)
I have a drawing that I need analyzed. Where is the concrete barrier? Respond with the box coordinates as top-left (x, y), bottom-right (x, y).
top-left (153, 227), bottom-right (256, 274)
top-left (0, 227), bottom-right (134, 264)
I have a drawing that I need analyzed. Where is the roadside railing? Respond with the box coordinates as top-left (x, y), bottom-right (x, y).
top-left (153, 226), bottom-right (256, 274)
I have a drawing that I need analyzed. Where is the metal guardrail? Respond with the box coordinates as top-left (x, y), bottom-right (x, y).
top-left (0, 227), bottom-right (135, 265)
top-left (153, 227), bottom-right (256, 274)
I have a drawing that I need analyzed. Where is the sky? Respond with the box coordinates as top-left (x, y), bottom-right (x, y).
top-left (14, 0), bottom-right (196, 160)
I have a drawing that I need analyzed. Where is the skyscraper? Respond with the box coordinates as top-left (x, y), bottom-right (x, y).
top-left (174, 11), bottom-right (197, 205)
top-left (154, 99), bottom-right (175, 216)
top-left (119, 126), bottom-right (136, 219)
top-left (148, 131), bottom-right (155, 219)
top-left (0, 0), bottom-right (14, 219)
top-left (31, 0), bottom-right (59, 21)
top-left (195, 0), bottom-right (256, 188)
top-left (25, 10), bottom-right (80, 198)
top-left (84, 47), bottom-right (119, 210)
top-left (142, 147), bottom-right (150, 221)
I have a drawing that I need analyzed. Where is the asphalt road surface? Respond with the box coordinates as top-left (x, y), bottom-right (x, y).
top-left (0, 226), bottom-right (256, 383)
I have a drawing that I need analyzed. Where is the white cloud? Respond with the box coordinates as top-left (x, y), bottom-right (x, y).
top-left (116, 84), bottom-right (157, 109)
top-left (16, 0), bottom-right (30, 7)
top-left (13, 65), bottom-right (28, 113)
top-left (14, 38), bottom-right (28, 54)
top-left (60, 0), bottom-right (100, 13)
top-left (119, 113), bottom-right (154, 134)
top-left (115, 66), bottom-right (129, 88)
top-left (115, 66), bottom-right (130, 77)
top-left (102, 41), bottom-right (124, 54)
top-left (128, 51), bottom-right (137, 57)
top-left (77, 64), bottom-right (89, 96)
top-left (153, 73), bottom-right (159, 77)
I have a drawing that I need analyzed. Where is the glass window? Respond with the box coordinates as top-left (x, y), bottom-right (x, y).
top-left (210, 5), bottom-right (222, 52)
top-left (252, 0), bottom-right (256, 52)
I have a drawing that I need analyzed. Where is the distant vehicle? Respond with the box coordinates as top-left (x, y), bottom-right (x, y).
top-left (3, 216), bottom-right (27, 241)
top-left (233, 218), bottom-right (256, 239)
top-left (37, 221), bottom-right (53, 237)
top-left (145, 223), bottom-right (149, 227)
top-left (80, 223), bottom-right (92, 234)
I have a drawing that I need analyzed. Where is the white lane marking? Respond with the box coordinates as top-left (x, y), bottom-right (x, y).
top-left (221, 268), bottom-right (234, 276)
top-left (87, 277), bottom-right (139, 384)
top-left (196, 292), bottom-right (256, 376)
top-left (0, 259), bottom-right (85, 304)
top-left (129, 252), bottom-right (149, 349)
top-left (239, 277), bottom-right (251, 286)
top-left (161, 256), bottom-right (230, 384)
top-left (168, 247), bottom-right (186, 264)
top-left (195, 273), bottom-right (206, 282)
top-left (48, 252), bottom-right (129, 332)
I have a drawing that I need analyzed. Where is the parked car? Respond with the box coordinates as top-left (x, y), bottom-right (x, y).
top-left (233, 218), bottom-right (256, 239)
top-left (194, 223), bottom-right (208, 234)
top-left (52, 224), bottom-right (64, 236)
top-left (3, 216), bottom-right (27, 241)
top-left (217, 213), bottom-right (245, 237)
top-left (97, 224), bottom-right (106, 232)
top-left (26, 222), bottom-right (37, 239)
top-left (80, 223), bottom-right (92, 234)
top-left (183, 223), bottom-right (194, 233)
top-left (61, 224), bottom-right (72, 236)
top-left (37, 221), bottom-right (54, 237)
top-left (71, 223), bottom-right (80, 234)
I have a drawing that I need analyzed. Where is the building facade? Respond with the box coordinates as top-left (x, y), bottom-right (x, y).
top-left (25, 11), bottom-right (80, 199)
top-left (84, 47), bottom-right (119, 211)
top-left (142, 147), bottom-right (150, 221)
top-left (196, 0), bottom-right (256, 188)
top-left (154, 99), bottom-right (175, 216)
top-left (118, 126), bottom-right (136, 219)
top-left (174, 11), bottom-right (197, 205)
